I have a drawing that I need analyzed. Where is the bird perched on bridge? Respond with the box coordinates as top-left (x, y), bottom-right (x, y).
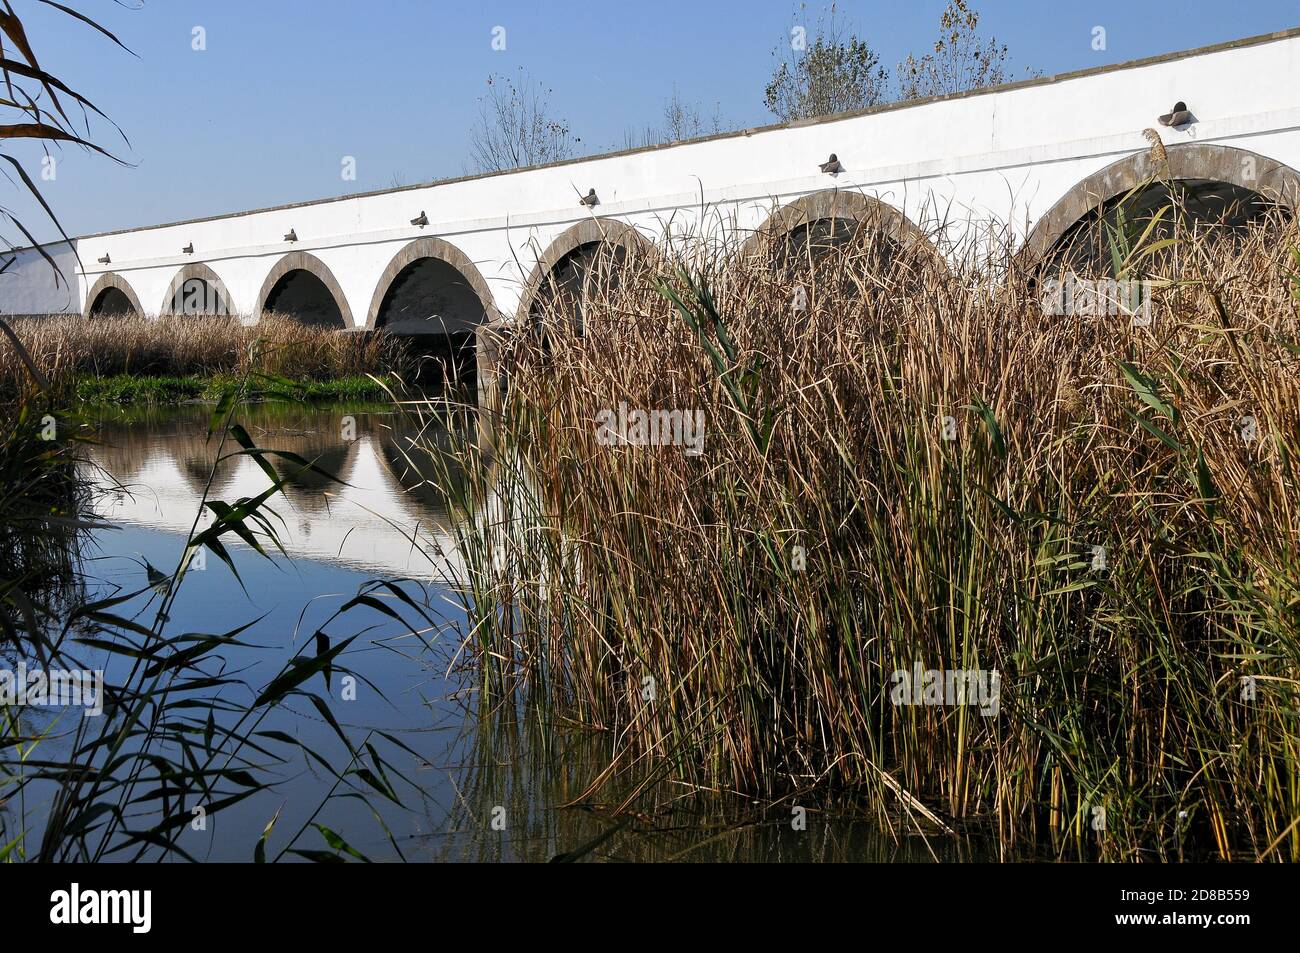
top-left (580, 188), bottom-right (599, 207)
top-left (410, 210), bottom-right (428, 228)
top-left (1158, 102), bottom-right (1193, 127)
top-left (819, 153), bottom-right (843, 174)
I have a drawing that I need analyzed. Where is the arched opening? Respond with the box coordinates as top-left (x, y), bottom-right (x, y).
top-left (1044, 178), bottom-right (1285, 274)
top-left (493, 220), bottom-right (652, 413)
top-left (743, 190), bottom-right (939, 306)
top-left (168, 279), bottom-right (229, 316)
top-left (528, 240), bottom-right (631, 334)
top-left (375, 257), bottom-right (485, 333)
top-left (84, 273), bottom-right (143, 318)
top-left (161, 264), bottom-right (234, 317)
top-left (366, 238), bottom-right (499, 392)
top-left (516, 218), bottom-right (653, 332)
top-left (255, 252), bottom-right (352, 328)
top-left (89, 286), bottom-right (135, 316)
top-left (1028, 144), bottom-right (1300, 274)
top-left (770, 215), bottom-right (903, 274)
top-left (263, 270), bottom-right (344, 326)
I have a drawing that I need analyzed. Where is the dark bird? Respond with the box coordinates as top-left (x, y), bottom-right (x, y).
top-left (819, 153), bottom-right (843, 174)
top-left (580, 188), bottom-right (599, 207)
top-left (1158, 101), bottom-right (1193, 127)
top-left (410, 210), bottom-right (428, 227)
top-left (283, 228), bottom-right (298, 242)
top-left (97, 253), bottom-right (110, 265)
top-left (181, 242), bottom-right (194, 254)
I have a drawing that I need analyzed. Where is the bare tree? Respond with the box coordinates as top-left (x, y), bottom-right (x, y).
top-left (764, 3), bottom-right (888, 121)
top-left (661, 87), bottom-right (726, 141)
top-left (621, 125), bottom-right (658, 151)
top-left (896, 0), bottom-right (1009, 100)
top-left (469, 68), bottom-right (578, 173)
top-left (625, 87), bottom-right (728, 149)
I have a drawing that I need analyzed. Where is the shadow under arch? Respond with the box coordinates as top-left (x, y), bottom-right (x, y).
top-left (376, 431), bottom-right (470, 520)
top-left (254, 251), bottom-right (353, 328)
top-left (514, 217), bottom-right (656, 323)
top-left (367, 236), bottom-right (502, 391)
top-left (365, 236), bottom-right (500, 332)
top-left (169, 430), bottom-right (360, 504)
top-left (1024, 143), bottom-right (1300, 265)
top-left (160, 262), bottom-right (235, 316)
top-left (84, 272), bottom-right (144, 317)
top-left (739, 189), bottom-right (938, 264)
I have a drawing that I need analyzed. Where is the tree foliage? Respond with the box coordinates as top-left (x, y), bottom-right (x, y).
top-left (764, 5), bottom-right (888, 121)
top-left (764, 1), bottom-right (1017, 122)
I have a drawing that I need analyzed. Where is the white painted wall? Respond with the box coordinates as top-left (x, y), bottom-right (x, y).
top-left (4, 29), bottom-right (1300, 324)
top-left (1, 241), bottom-right (80, 315)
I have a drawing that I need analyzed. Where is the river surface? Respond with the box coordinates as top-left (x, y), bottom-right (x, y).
top-left (49, 401), bottom-right (956, 862)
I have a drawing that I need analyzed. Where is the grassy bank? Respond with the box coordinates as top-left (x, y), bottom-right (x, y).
top-left (426, 194), bottom-right (1300, 861)
top-left (0, 313), bottom-right (413, 406)
top-left (73, 371), bottom-right (395, 405)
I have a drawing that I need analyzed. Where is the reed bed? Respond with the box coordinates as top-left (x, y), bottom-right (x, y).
top-left (429, 198), bottom-right (1300, 861)
top-left (0, 313), bottom-right (410, 404)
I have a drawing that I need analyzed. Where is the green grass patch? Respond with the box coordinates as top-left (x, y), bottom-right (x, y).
top-left (75, 373), bottom-right (394, 406)
top-left (75, 374), bottom-right (205, 404)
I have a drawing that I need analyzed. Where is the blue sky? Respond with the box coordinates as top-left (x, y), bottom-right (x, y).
top-left (6, 0), bottom-right (1299, 242)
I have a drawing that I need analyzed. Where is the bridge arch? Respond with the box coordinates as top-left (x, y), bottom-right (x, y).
top-left (1026, 143), bottom-right (1300, 264)
top-left (160, 262), bottom-right (235, 317)
top-left (740, 189), bottom-right (934, 263)
top-left (515, 217), bottom-right (655, 323)
top-left (366, 236), bottom-right (499, 333)
top-left (254, 251), bottom-right (353, 328)
top-left (84, 272), bottom-right (143, 318)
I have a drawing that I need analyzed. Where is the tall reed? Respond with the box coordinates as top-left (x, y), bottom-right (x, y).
top-left (428, 198), bottom-right (1300, 861)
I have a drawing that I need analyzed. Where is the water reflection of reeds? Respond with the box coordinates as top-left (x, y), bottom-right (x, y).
top-left (421, 694), bottom-right (982, 862)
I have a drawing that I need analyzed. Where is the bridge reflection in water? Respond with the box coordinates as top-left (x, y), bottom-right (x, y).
top-left (84, 403), bottom-right (474, 582)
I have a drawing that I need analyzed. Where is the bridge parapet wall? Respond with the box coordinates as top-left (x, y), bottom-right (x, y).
top-left (2, 29), bottom-right (1299, 324)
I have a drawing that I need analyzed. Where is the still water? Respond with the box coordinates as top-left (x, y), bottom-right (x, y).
top-left (62, 401), bottom-right (951, 862)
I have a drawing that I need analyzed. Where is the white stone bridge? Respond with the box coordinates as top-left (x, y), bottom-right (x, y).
top-left (4, 27), bottom-right (1300, 396)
